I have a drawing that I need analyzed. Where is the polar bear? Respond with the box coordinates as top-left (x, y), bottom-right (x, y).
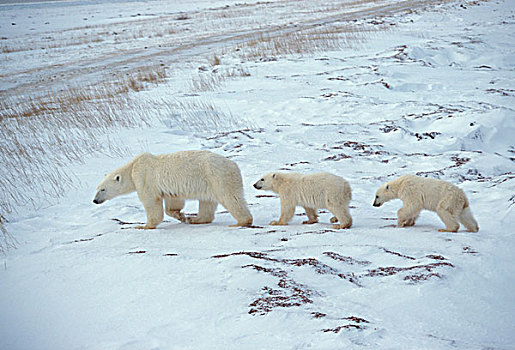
top-left (253, 172), bottom-right (352, 229)
top-left (373, 174), bottom-right (478, 232)
top-left (93, 151), bottom-right (253, 229)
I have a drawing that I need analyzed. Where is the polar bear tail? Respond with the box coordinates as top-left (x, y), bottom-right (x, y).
top-left (459, 206), bottom-right (479, 232)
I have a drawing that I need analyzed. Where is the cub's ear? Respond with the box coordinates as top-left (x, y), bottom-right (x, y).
top-left (385, 184), bottom-right (390, 190)
top-left (114, 174), bottom-right (121, 182)
top-left (272, 173), bottom-right (276, 179)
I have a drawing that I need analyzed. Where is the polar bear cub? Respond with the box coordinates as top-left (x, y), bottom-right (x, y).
top-left (373, 174), bottom-right (478, 232)
top-left (93, 151), bottom-right (253, 229)
top-left (253, 172), bottom-right (352, 229)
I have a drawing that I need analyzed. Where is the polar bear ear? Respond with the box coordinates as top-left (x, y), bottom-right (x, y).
top-left (114, 174), bottom-right (121, 182)
top-left (272, 173), bottom-right (276, 179)
top-left (385, 184), bottom-right (390, 191)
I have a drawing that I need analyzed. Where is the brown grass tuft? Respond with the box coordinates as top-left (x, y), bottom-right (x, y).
top-left (0, 65), bottom-right (167, 251)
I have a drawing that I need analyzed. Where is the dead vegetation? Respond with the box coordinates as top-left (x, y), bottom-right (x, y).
top-left (190, 66), bottom-right (251, 92)
top-left (228, 23), bottom-right (376, 62)
top-left (167, 99), bottom-right (255, 133)
top-left (213, 248), bottom-right (454, 315)
top-left (0, 66), bottom-right (167, 251)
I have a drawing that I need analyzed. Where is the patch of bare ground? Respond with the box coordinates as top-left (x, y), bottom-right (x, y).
top-left (323, 316), bottom-right (371, 332)
top-left (323, 252), bottom-right (372, 266)
top-left (323, 139), bottom-right (389, 162)
top-left (364, 262), bottom-right (454, 282)
top-left (244, 264), bottom-right (316, 315)
top-left (213, 251), bottom-right (362, 315)
top-left (381, 248), bottom-right (416, 260)
top-left (213, 248), bottom-right (455, 315)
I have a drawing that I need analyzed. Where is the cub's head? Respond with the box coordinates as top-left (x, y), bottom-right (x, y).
top-left (373, 182), bottom-right (394, 207)
top-left (93, 168), bottom-right (133, 204)
top-left (253, 173), bottom-right (278, 191)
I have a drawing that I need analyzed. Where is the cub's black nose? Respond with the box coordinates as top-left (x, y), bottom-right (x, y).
top-left (253, 184), bottom-right (260, 189)
top-left (93, 199), bottom-right (99, 204)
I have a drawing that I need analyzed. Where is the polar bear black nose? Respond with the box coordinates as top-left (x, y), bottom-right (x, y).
top-left (93, 199), bottom-right (99, 204)
top-left (253, 183), bottom-right (261, 189)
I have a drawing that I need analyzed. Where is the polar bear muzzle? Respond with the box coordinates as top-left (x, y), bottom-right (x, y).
top-left (93, 189), bottom-right (107, 204)
top-left (253, 178), bottom-right (265, 190)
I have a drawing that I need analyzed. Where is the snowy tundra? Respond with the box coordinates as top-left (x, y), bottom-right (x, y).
top-left (0, 0), bottom-right (514, 349)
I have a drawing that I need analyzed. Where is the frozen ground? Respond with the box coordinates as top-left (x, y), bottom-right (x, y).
top-left (1, 0), bottom-right (515, 349)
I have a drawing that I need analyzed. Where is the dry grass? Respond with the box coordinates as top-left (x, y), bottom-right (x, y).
top-left (189, 66), bottom-right (251, 92)
top-left (0, 65), bottom-right (167, 252)
top-left (233, 23), bottom-right (377, 60)
top-left (165, 98), bottom-right (255, 133)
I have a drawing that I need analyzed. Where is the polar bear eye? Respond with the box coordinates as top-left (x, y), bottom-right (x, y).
top-left (375, 195), bottom-right (378, 199)
top-left (260, 178), bottom-right (264, 181)
top-left (100, 188), bottom-right (106, 192)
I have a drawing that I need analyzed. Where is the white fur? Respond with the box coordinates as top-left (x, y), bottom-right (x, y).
top-left (373, 174), bottom-right (479, 232)
top-left (254, 172), bottom-right (352, 229)
top-left (94, 151), bottom-right (253, 229)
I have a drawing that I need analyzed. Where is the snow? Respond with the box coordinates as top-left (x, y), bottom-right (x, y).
top-left (1, 0), bottom-right (515, 349)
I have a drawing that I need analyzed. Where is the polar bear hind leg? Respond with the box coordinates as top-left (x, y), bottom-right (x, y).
top-left (164, 196), bottom-right (186, 222)
top-left (188, 201), bottom-right (217, 224)
top-left (302, 207), bottom-right (319, 224)
top-left (459, 206), bottom-right (479, 232)
top-left (218, 196), bottom-right (253, 227)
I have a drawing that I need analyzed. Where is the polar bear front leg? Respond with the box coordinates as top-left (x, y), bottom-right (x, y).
top-left (270, 199), bottom-right (294, 226)
top-left (302, 207), bottom-right (319, 224)
top-left (188, 201), bottom-right (217, 224)
top-left (397, 204), bottom-right (421, 227)
top-left (164, 197), bottom-right (186, 222)
top-left (137, 196), bottom-right (164, 229)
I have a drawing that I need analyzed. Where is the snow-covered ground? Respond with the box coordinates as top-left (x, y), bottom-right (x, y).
top-left (1, 0), bottom-right (514, 349)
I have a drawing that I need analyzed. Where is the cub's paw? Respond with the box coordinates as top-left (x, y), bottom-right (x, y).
top-left (135, 225), bottom-right (156, 230)
top-left (438, 228), bottom-right (458, 233)
top-left (187, 216), bottom-right (212, 225)
top-left (332, 223), bottom-right (351, 229)
top-left (270, 220), bottom-right (288, 226)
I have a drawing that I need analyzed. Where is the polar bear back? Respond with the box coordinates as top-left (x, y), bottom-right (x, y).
top-left (279, 172), bottom-right (351, 209)
top-left (131, 151), bottom-right (244, 201)
top-left (396, 175), bottom-right (467, 211)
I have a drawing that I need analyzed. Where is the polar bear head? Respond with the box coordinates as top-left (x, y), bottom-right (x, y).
top-left (93, 166), bottom-right (135, 204)
top-left (253, 173), bottom-right (278, 192)
top-left (373, 182), bottom-right (395, 207)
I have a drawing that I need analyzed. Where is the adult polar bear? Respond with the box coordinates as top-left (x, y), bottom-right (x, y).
top-left (373, 174), bottom-right (478, 232)
top-left (253, 172), bottom-right (352, 229)
top-left (93, 151), bottom-right (253, 229)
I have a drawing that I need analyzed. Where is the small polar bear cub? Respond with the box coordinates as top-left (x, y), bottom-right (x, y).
top-left (93, 150), bottom-right (253, 229)
top-left (373, 174), bottom-right (478, 232)
top-left (253, 172), bottom-right (352, 229)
